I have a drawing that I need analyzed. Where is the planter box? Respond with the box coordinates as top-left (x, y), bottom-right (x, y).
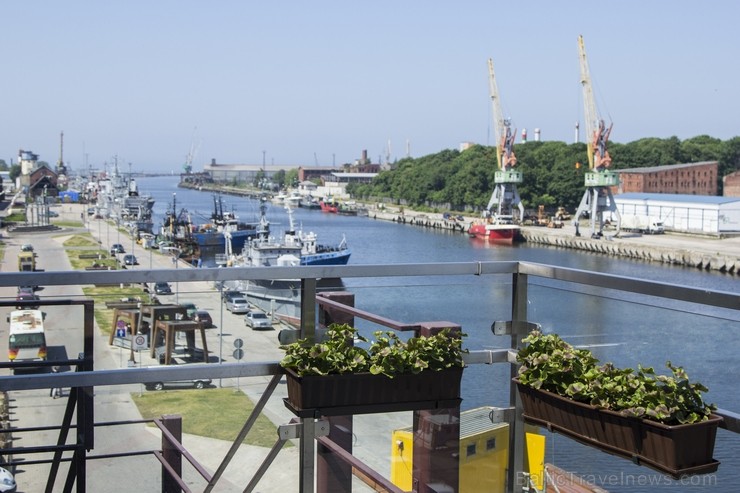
top-left (514, 379), bottom-right (722, 479)
top-left (284, 367), bottom-right (463, 417)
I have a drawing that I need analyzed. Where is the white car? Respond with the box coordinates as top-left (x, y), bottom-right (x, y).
top-left (226, 297), bottom-right (250, 314)
top-left (245, 310), bottom-right (273, 330)
top-left (0, 466), bottom-right (16, 492)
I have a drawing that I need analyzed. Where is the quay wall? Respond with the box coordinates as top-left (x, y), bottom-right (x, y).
top-left (370, 209), bottom-right (740, 276)
top-left (520, 228), bottom-right (738, 275)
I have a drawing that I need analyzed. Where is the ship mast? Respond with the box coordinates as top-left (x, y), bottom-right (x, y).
top-left (573, 35), bottom-right (621, 238)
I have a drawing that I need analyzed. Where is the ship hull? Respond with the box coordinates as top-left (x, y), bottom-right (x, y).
top-left (192, 229), bottom-right (257, 250)
top-left (467, 223), bottom-right (520, 244)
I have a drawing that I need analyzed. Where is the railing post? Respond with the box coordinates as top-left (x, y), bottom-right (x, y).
top-left (317, 292), bottom-right (356, 493)
top-left (508, 272), bottom-right (528, 492)
top-left (413, 322), bottom-right (462, 493)
top-left (161, 415), bottom-right (182, 493)
top-left (300, 278), bottom-right (317, 343)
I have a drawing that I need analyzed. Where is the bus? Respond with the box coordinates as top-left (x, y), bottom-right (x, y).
top-left (7, 309), bottom-right (47, 373)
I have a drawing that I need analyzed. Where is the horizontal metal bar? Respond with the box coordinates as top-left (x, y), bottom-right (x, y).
top-left (0, 361), bottom-right (283, 392)
top-left (463, 349), bottom-right (511, 365)
top-left (716, 408), bottom-right (740, 433)
top-left (2, 261), bottom-right (733, 310)
top-left (518, 261), bottom-right (739, 311)
top-left (318, 296), bottom-right (420, 332)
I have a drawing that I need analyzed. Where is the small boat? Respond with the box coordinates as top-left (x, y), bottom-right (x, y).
top-left (191, 194), bottom-right (258, 252)
top-left (219, 199), bottom-right (350, 319)
top-left (285, 191), bottom-right (303, 208)
top-left (300, 195), bottom-right (322, 210)
top-left (337, 201), bottom-right (358, 216)
top-left (467, 214), bottom-right (521, 244)
top-left (319, 196), bottom-right (339, 213)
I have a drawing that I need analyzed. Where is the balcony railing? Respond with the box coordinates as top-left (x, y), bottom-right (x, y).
top-left (0, 261), bottom-right (738, 493)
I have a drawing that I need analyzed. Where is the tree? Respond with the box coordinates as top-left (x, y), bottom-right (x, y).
top-left (285, 168), bottom-right (299, 188)
top-left (9, 164), bottom-right (21, 181)
top-left (253, 169), bottom-right (266, 188)
top-left (0, 159), bottom-right (8, 171)
top-left (273, 170), bottom-right (286, 189)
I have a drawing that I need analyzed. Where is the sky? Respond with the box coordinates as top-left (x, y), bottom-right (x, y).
top-left (2, 1), bottom-right (738, 173)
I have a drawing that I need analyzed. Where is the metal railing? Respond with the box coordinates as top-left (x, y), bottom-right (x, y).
top-left (0, 261), bottom-right (738, 493)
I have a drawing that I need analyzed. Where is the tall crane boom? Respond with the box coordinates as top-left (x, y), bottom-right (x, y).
top-left (488, 58), bottom-right (516, 171)
top-left (578, 35), bottom-right (612, 170)
top-left (574, 35), bottom-right (620, 239)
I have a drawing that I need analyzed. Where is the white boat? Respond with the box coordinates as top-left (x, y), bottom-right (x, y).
top-left (220, 200), bottom-right (348, 321)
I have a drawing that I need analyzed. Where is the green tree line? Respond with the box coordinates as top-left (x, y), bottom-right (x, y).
top-left (348, 136), bottom-right (740, 213)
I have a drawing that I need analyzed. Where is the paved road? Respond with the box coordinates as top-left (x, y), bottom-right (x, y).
top-left (2, 204), bottom-right (308, 492)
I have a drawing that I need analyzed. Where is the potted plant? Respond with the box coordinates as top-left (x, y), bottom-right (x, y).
top-left (280, 323), bottom-right (466, 416)
top-left (514, 330), bottom-right (723, 478)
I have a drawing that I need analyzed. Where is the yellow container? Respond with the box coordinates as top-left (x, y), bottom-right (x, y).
top-left (391, 407), bottom-right (539, 493)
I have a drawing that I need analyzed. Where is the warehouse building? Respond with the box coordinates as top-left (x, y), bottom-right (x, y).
top-left (614, 193), bottom-right (740, 236)
top-left (615, 161), bottom-right (718, 195)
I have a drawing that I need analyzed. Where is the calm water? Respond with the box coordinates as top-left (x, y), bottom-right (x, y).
top-left (141, 176), bottom-right (739, 492)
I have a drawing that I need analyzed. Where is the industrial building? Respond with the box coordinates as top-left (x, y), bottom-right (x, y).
top-left (615, 161), bottom-right (718, 195)
top-left (614, 192), bottom-right (740, 236)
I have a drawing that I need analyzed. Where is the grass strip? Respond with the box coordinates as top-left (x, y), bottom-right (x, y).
top-left (132, 387), bottom-right (282, 448)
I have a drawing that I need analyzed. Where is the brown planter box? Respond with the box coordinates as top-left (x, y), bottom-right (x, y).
top-left (514, 378), bottom-right (722, 479)
top-left (284, 367), bottom-right (463, 417)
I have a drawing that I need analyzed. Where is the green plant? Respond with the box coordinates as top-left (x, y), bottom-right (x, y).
top-left (516, 330), bottom-right (715, 425)
top-left (280, 323), bottom-right (466, 377)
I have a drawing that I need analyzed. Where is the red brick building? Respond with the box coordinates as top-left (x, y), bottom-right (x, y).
top-left (723, 170), bottom-right (740, 197)
top-left (615, 161), bottom-right (717, 195)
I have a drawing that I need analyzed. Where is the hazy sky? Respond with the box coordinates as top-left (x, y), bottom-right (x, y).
top-left (2, 1), bottom-right (738, 173)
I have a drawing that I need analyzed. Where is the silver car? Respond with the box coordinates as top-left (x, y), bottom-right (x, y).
top-left (245, 310), bottom-right (273, 330)
top-left (226, 297), bottom-right (250, 314)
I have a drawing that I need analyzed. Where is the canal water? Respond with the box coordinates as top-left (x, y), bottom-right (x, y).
top-left (141, 176), bottom-right (739, 492)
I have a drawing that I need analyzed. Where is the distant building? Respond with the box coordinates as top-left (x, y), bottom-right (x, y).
top-left (19, 149), bottom-right (40, 175)
top-left (614, 193), bottom-right (740, 235)
top-left (203, 161), bottom-right (302, 184)
top-left (203, 150), bottom-right (380, 188)
top-left (615, 161), bottom-right (718, 195)
top-left (723, 170), bottom-right (740, 197)
top-left (27, 166), bottom-right (59, 199)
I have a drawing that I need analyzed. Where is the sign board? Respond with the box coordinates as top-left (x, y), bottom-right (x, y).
top-left (132, 334), bottom-right (148, 350)
top-left (234, 338), bottom-right (244, 349)
top-left (233, 348), bottom-right (244, 360)
top-left (116, 327), bottom-right (126, 338)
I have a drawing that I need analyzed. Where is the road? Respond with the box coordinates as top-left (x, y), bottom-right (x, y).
top-left (1, 204), bottom-right (306, 492)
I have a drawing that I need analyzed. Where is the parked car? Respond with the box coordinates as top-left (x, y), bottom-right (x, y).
top-left (110, 243), bottom-right (125, 255)
top-left (221, 290), bottom-right (245, 303)
top-left (144, 378), bottom-right (212, 391)
top-left (193, 310), bottom-right (213, 328)
top-left (180, 302), bottom-right (198, 319)
top-left (0, 465), bottom-right (16, 492)
top-left (245, 310), bottom-right (273, 330)
top-left (225, 297), bottom-right (250, 314)
top-left (122, 254), bottom-right (138, 265)
top-left (20, 243), bottom-right (34, 252)
top-left (153, 282), bottom-right (172, 295)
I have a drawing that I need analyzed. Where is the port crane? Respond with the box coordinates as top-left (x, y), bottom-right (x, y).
top-left (183, 128), bottom-right (200, 174)
top-left (484, 58), bottom-right (524, 222)
top-left (573, 35), bottom-right (621, 238)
